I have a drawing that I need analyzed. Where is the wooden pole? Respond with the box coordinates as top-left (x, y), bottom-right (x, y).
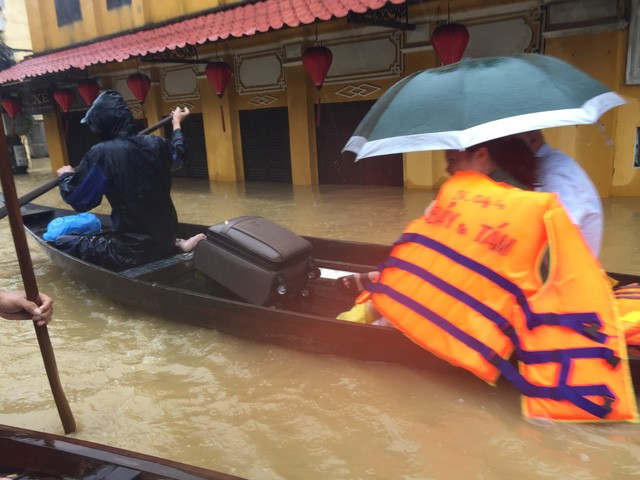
top-left (0, 112), bottom-right (176, 433)
top-left (0, 128), bottom-right (76, 433)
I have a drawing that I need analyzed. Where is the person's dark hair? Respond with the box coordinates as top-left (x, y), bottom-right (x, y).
top-left (469, 137), bottom-right (538, 190)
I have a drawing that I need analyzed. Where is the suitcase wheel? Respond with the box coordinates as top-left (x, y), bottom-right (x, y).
top-left (306, 261), bottom-right (321, 280)
top-left (275, 274), bottom-right (288, 295)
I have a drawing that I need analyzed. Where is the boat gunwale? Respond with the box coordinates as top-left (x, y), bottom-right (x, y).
top-left (0, 423), bottom-right (244, 480)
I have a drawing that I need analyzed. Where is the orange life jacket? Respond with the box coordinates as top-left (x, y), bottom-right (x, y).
top-left (367, 171), bottom-right (637, 422)
top-left (613, 283), bottom-right (640, 350)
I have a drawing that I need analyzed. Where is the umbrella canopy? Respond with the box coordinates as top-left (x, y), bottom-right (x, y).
top-left (344, 54), bottom-right (626, 160)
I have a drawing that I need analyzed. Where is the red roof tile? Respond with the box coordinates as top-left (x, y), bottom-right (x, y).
top-left (0, 0), bottom-right (406, 84)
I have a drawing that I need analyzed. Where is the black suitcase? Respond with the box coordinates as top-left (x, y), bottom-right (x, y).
top-left (193, 216), bottom-right (320, 305)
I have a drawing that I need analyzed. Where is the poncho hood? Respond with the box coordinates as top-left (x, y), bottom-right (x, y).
top-left (81, 90), bottom-right (136, 140)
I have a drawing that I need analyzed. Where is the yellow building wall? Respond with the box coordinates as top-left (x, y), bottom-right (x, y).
top-left (41, 113), bottom-right (67, 170)
top-left (286, 64), bottom-right (318, 186)
top-left (200, 73), bottom-right (240, 182)
top-left (22, 0), bottom-right (640, 195)
top-left (402, 49), bottom-right (447, 190)
top-left (25, 0), bottom-right (245, 53)
top-left (142, 0), bottom-right (239, 24)
top-left (543, 30), bottom-right (626, 198)
top-left (611, 29), bottom-right (640, 196)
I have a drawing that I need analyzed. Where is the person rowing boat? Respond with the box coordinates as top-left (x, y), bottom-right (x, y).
top-left (51, 91), bottom-right (204, 270)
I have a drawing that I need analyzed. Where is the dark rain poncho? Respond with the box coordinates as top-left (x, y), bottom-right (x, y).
top-left (54, 90), bottom-right (186, 271)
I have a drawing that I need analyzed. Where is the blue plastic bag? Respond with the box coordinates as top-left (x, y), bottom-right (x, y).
top-left (43, 212), bottom-right (102, 241)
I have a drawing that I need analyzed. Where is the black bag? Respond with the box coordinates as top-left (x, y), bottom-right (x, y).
top-left (193, 216), bottom-right (319, 305)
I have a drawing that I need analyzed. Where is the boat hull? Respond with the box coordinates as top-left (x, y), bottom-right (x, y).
top-left (21, 206), bottom-right (640, 384)
top-left (22, 206), bottom-right (466, 377)
top-left (0, 423), bottom-right (242, 480)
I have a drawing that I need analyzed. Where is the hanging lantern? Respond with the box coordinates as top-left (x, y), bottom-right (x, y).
top-left (53, 88), bottom-right (76, 137)
top-left (430, 23), bottom-right (469, 65)
top-left (302, 46), bottom-right (332, 89)
top-left (205, 61), bottom-right (232, 132)
top-left (205, 61), bottom-right (232, 97)
top-left (302, 45), bottom-right (332, 127)
top-left (127, 73), bottom-right (151, 104)
top-left (53, 88), bottom-right (76, 113)
top-left (77, 79), bottom-right (100, 106)
top-left (1, 95), bottom-right (21, 118)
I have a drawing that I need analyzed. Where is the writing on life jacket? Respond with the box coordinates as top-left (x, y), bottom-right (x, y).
top-left (424, 193), bottom-right (517, 256)
top-left (451, 189), bottom-right (507, 209)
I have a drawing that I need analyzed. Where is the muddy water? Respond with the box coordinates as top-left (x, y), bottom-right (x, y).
top-left (1, 158), bottom-right (640, 480)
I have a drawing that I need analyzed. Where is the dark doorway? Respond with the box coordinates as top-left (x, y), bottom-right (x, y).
top-left (65, 111), bottom-right (207, 178)
top-left (165, 113), bottom-right (208, 178)
top-left (65, 111), bottom-right (146, 167)
top-left (240, 107), bottom-right (292, 183)
top-left (316, 101), bottom-right (403, 186)
top-left (65, 111), bottom-right (101, 167)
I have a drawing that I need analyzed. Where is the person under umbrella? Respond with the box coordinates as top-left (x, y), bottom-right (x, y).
top-left (514, 130), bottom-right (602, 257)
top-left (336, 136), bottom-right (537, 303)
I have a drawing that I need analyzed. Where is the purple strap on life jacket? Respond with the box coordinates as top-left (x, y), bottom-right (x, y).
top-left (528, 313), bottom-right (606, 343)
top-left (394, 232), bottom-right (606, 342)
top-left (369, 282), bottom-right (615, 419)
top-left (368, 232), bottom-right (621, 419)
top-left (383, 256), bottom-right (521, 347)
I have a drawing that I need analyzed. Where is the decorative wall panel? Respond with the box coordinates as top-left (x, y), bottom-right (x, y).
top-left (464, 16), bottom-right (537, 57)
top-left (161, 66), bottom-right (200, 101)
top-left (235, 49), bottom-right (285, 94)
top-left (324, 31), bottom-right (402, 83)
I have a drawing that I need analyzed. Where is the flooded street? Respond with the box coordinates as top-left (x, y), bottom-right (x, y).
top-left (1, 158), bottom-right (640, 479)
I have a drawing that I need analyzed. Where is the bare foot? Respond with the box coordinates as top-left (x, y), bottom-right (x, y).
top-left (175, 233), bottom-right (206, 253)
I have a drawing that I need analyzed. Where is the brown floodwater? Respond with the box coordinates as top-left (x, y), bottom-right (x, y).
top-left (1, 158), bottom-right (640, 479)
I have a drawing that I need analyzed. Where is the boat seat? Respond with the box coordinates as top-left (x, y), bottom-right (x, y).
top-left (119, 252), bottom-right (193, 279)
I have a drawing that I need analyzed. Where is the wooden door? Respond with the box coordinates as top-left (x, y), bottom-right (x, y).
top-left (316, 101), bottom-right (403, 186)
top-left (240, 107), bottom-right (292, 183)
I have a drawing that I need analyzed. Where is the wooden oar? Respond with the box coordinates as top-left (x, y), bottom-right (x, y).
top-left (0, 113), bottom-right (173, 433)
top-left (0, 124), bottom-right (76, 433)
top-left (0, 114), bottom-right (174, 220)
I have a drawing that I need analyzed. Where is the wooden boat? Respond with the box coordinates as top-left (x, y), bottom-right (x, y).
top-left (19, 204), bottom-right (640, 385)
top-left (0, 423), bottom-right (244, 480)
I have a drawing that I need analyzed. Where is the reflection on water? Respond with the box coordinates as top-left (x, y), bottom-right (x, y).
top-left (1, 158), bottom-right (640, 479)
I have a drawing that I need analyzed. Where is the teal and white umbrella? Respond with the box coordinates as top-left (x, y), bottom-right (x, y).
top-left (344, 54), bottom-right (626, 160)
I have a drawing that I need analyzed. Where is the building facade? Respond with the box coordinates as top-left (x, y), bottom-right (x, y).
top-left (0, 0), bottom-right (638, 196)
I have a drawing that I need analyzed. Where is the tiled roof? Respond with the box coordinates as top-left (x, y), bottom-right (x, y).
top-left (0, 0), bottom-right (406, 84)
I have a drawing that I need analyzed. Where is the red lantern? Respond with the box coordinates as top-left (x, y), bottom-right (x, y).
top-left (302, 46), bottom-right (332, 89)
top-left (53, 89), bottom-right (76, 112)
top-left (77, 79), bottom-right (100, 106)
top-left (430, 23), bottom-right (469, 65)
top-left (127, 73), bottom-right (151, 104)
top-left (205, 61), bottom-right (232, 97)
top-left (302, 45), bottom-right (332, 127)
top-left (1, 96), bottom-right (20, 118)
top-left (53, 88), bottom-right (75, 137)
top-left (205, 61), bottom-right (232, 132)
